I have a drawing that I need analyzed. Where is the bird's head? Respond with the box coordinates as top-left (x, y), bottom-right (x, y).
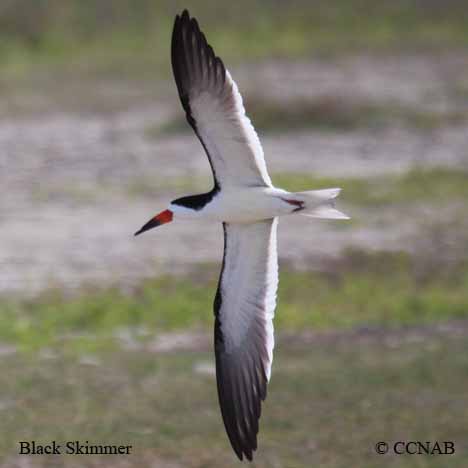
top-left (134, 194), bottom-right (207, 236)
top-left (134, 208), bottom-right (173, 236)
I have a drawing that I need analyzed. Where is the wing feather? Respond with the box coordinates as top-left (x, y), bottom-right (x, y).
top-left (171, 10), bottom-right (272, 188)
top-left (214, 219), bottom-right (278, 460)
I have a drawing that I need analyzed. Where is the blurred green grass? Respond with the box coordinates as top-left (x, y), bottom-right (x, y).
top-left (152, 99), bottom-right (468, 136)
top-left (1, 327), bottom-right (467, 466)
top-left (273, 167), bottom-right (468, 207)
top-left (1, 0), bottom-right (468, 80)
top-left (1, 247), bottom-right (467, 353)
top-left (244, 98), bottom-right (468, 133)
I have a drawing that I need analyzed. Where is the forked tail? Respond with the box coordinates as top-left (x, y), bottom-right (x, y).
top-left (291, 188), bottom-right (350, 219)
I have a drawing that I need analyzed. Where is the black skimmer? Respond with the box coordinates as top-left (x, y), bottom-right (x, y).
top-left (135, 10), bottom-right (349, 461)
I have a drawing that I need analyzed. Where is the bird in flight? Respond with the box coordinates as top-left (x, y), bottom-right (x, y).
top-left (135, 9), bottom-right (349, 461)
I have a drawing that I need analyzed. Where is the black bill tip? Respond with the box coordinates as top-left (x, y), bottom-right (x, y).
top-left (134, 218), bottom-right (161, 237)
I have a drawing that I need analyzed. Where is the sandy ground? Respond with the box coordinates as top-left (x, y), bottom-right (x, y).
top-left (1, 54), bottom-right (467, 296)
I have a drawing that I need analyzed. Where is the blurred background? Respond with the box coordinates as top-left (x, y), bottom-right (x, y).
top-left (1, 1), bottom-right (468, 466)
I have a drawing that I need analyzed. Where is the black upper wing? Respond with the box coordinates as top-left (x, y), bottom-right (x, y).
top-left (171, 10), bottom-right (273, 188)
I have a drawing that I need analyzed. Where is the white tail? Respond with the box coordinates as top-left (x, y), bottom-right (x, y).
top-left (291, 188), bottom-right (350, 220)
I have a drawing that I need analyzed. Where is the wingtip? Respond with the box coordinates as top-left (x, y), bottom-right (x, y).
top-left (224, 418), bottom-right (258, 462)
top-left (174, 9), bottom-right (190, 27)
top-left (190, 15), bottom-right (200, 33)
top-left (233, 448), bottom-right (255, 463)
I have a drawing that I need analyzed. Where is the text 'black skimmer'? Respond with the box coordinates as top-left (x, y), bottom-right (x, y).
top-left (135, 9), bottom-right (349, 461)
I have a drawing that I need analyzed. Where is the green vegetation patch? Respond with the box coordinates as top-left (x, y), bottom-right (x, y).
top-left (156, 98), bottom-right (468, 135)
top-left (1, 247), bottom-right (467, 353)
top-left (0, 330), bottom-right (467, 466)
top-left (273, 167), bottom-right (468, 207)
top-left (1, 0), bottom-right (468, 79)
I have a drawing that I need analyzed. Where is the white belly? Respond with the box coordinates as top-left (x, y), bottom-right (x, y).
top-left (201, 187), bottom-right (293, 223)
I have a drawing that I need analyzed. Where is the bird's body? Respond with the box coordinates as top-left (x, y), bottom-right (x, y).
top-left (171, 186), bottom-right (302, 223)
top-left (135, 9), bottom-right (349, 461)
